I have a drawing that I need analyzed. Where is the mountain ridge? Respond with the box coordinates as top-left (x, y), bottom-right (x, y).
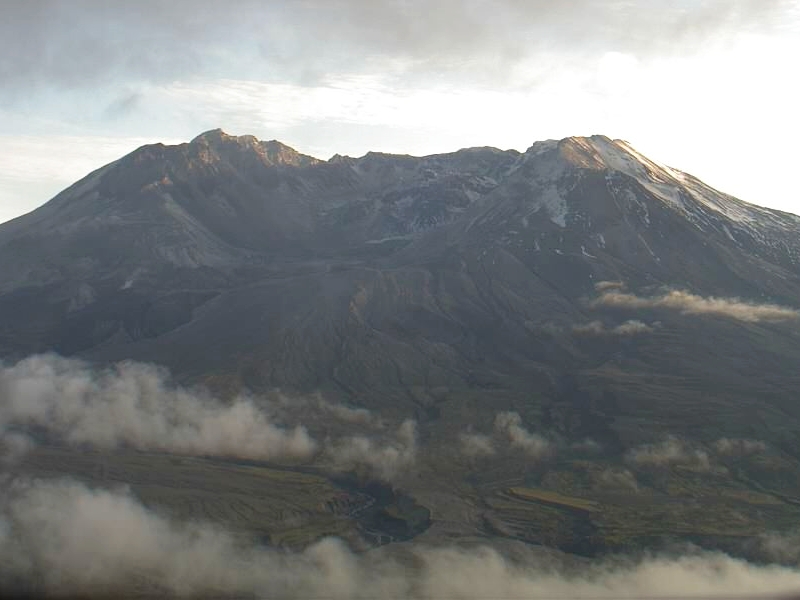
top-left (3, 130), bottom-right (800, 557)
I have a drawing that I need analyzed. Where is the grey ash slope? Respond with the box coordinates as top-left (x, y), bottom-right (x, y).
top-left (2, 129), bottom-right (800, 454)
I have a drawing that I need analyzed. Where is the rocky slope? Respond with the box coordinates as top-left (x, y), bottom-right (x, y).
top-left (3, 130), bottom-right (800, 554)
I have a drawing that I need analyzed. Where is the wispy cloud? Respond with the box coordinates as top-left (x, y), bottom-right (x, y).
top-left (593, 289), bottom-right (799, 323)
top-left (276, 392), bottom-right (384, 429)
top-left (459, 432), bottom-right (497, 457)
top-left (625, 437), bottom-right (712, 471)
top-left (596, 468), bottom-right (639, 492)
top-left (494, 412), bottom-right (554, 459)
top-left (573, 319), bottom-right (654, 335)
top-left (324, 420), bottom-right (417, 482)
top-left (594, 280), bottom-right (626, 292)
top-left (713, 437), bottom-right (767, 456)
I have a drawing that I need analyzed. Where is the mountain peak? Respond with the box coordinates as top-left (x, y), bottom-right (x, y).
top-left (555, 135), bottom-right (678, 183)
top-left (189, 129), bottom-right (320, 168)
top-left (190, 128), bottom-right (234, 145)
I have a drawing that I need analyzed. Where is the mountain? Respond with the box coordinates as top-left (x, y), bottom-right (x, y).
top-left (3, 129), bottom-right (800, 557)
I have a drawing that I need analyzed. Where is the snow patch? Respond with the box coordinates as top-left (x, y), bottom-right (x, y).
top-left (537, 185), bottom-right (567, 228)
top-left (722, 224), bottom-right (736, 242)
top-left (637, 234), bottom-right (659, 261)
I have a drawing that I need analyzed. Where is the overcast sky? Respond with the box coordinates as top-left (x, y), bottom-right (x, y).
top-left (1, 0), bottom-right (799, 223)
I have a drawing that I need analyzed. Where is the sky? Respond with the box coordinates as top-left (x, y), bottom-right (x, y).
top-left (1, 0), bottom-right (799, 224)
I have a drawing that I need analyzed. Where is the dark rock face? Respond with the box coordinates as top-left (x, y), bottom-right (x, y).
top-left (2, 130), bottom-right (800, 452)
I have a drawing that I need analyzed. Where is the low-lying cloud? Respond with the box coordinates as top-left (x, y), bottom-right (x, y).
top-left (494, 411), bottom-right (554, 459)
top-left (594, 280), bottom-right (626, 292)
top-left (0, 355), bottom-right (416, 482)
top-left (274, 391), bottom-right (384, 429)
top-left (713, 437), bottom-right (767, 456)
top-left (756, 530), bottom-right (800, 564)
top-left (626, 437), bottom-right (712, 471)
top-left (4, 477), bottom-right (800, 598)
top-left (626, 436), bottom-right (768, 472)
top-left (325, 419), bottom-right (417, 481)
top-left (0, 354), bottom-right (316, 462)
top-left (573, 319), bottom-right (654, 335)
top-left (596, 468), bottom-right (639, 492)
top-left (593, 289), bottom-right (799, 323)
top-left (459, 431), bottom-right (497, 457)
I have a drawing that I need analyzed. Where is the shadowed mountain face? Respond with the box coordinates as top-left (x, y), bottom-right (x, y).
top-left (6, 130), bottom-right (800, 558)
top-left (2, 129), bottom-right (800, 453)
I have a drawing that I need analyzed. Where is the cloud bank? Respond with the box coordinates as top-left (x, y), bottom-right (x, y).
top-left (593, 289), bottom-right (799, 323)
top-left (4, 478), bottom-right (800, 598)
top-left (0, 354), bottom-right (316, 462)
top-left (0, 354), bottom-right (426, 486)
top-left (0, 354), bottom-right (419, 483)
top-left (2, 0), bottom-right (793, 96)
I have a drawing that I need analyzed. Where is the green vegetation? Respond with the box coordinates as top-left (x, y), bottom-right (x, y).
top-left (17, 446), bottom-right (366, 549)
top-left (476, 459), bottom-right (800, 557)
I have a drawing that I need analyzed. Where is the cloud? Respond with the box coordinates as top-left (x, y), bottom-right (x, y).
top-left (325, 420), bottom-right (417, 481)
top-left (0, 354), bottom-right (427, 484)
top-left (494, 412), bottom-right (554, 458)
top-left (625, 437), bottom-right (712, 471)
top-left (572, 438), bottom-right (603, 454)
top-left (593, 289), bottom-right (800, 323)
top-left (0, 431), bottom-right (33, 465)
top-left (1, 0), bottom-right (794, 98)
top-left (273, 391), bottom-right (383, 429)
top-left (319, 400), bottom-right (382, 428)
top-left (594, 280), bottom-right (626, 292)
top-left (596, 468), bottom-right (639, 492)
top-left (310, 394), bottom-right (383, 428)
top-left (756, 530), bottom-right (800, 564)
top-left (573, 319), bottom-right (654, 335)
top-left (4, 477), bottom-right (800, 598)
top-left (713, 437), bottom-right (767, 456)
top-left (459, 432), bottom-right (497, 457)
top-left (0, 354), bottom-right (316, 462)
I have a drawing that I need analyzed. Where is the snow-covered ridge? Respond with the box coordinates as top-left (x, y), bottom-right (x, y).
top-left (560, 135), bottom-right (799, 226)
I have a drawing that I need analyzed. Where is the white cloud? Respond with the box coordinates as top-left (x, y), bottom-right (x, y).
top-left (626, 437), bottom-right (712, 471)
top-left (596, 468), bottom-right (639, 492)
top-left (494, 412), bottom-right (554, 459)
top-left (4, 477), bottom-right (800, 598)
top-left (713, 438), bottom-right (767, 456)
top-left (593, 289), bottom-right (799, 323)
top-left (325, 419), bottom-right (417, 481)
top-left (459, 432), bottom-right (496, 457)
top-left (573, 320), bottom-right (654, 335)
top-left (0, 354), bottom-right (316, 462)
